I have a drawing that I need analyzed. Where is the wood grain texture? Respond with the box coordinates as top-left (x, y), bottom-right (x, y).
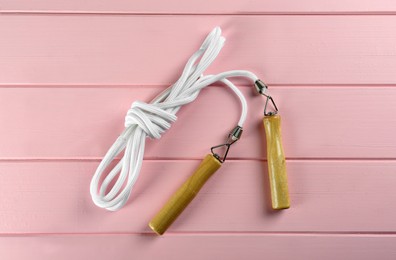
top-left (1, 0), bottom-right (396, 14)
top-left (1, 234), bottom-right (396, 260)
top-left (149, 154), bottom-right (222, 235)
top-left (263, 115), bottom-right (290, 209)
top-left (1, 15), bottom-right (396, 85)
top-left (0, 87), bottom-right (394, 159)
top-left (0, 160), bottom-right (395, 234)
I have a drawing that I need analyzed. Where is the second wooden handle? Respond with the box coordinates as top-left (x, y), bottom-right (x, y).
top-left (149, 154), bottom-right (222, 235)
top-left (263, 115), bottom-right (290, 210)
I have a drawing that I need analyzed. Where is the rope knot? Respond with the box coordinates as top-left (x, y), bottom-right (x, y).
top-left (125, 101), bottom-right (177, 139)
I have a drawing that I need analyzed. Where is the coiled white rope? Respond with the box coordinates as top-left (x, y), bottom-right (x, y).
top-left (90, 27), bottom-right (260, 211)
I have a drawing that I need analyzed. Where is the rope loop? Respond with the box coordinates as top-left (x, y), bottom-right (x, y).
top-left (90, 27), bottom-right (259, 211)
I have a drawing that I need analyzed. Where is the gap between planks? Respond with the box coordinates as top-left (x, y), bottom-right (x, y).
top-left (0, 84), bottom-right (396, 88)
top-left (4, 11), bottom-right (396, 16)
top-left (2, 231), bottom-right (396, 237)
top-left (0, 157), bottom-right (396, 162)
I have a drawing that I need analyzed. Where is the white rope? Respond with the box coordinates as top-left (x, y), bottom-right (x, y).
top-left (90, 27), bottom-right (260, 211)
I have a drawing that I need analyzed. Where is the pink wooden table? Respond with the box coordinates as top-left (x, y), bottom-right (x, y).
top-left (1, 1), bottom-right (396, 259)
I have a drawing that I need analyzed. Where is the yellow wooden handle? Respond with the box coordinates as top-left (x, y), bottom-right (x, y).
top-left (149, 154), bottom-right (222, 235)
top-left (263, 115), bottom-right (290, 210)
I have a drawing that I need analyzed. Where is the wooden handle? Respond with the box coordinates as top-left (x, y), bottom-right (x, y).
top-left (149, 154), bottom-right (222, 235)
top-left (263, 115), bottom-right (290, 210)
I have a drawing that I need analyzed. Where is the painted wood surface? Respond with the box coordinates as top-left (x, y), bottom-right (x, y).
top-left (0, 160), bottom-right (395, 233)
top-left (1, 235), bottom-right (396, 260)
top-left (0, 87), bottom-right (394, 159)
top-left (1, 1), bottom-right (395, 259)
top-left (1, 0), bottom-right (396, 14)
top-left (1, 15), bottom-right (396, 85)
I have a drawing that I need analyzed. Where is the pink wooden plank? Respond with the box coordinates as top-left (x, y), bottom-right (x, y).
top-left (1, 234), bottom-right (396, 260)
top-left (0, 160), bottom-right (395, 233)
top-left (1, 15), bottom-right (396, 85)
top-left (0, 87), bottom-right (394, 159)
top-left (1, 0), bottom-right (396, 14)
